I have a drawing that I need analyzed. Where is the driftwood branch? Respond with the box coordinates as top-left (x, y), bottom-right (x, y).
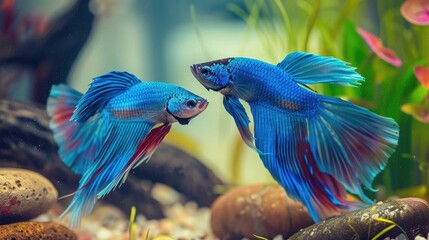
top-left (0, 0), bottom-right (94, 104)
top-left (0, 99), bottom-right (224, 219)
top-left (138, 144), bottom-right (223, 207)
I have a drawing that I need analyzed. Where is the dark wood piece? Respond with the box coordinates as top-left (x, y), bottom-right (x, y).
top-left (289, 198), bottom-right (429, 240)
top-left (0, 0), bottom-right (94, 104)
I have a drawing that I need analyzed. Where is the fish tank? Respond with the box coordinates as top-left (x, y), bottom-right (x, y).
top-left (1, 0), bottom-right (429, 239)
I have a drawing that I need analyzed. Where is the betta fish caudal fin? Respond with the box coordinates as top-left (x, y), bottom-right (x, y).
top-left (60, 119), bottom-right (160, 227)
top-left (309, 96), bottom-right (399, 200)
top-left (250, 103), bottom-right (366, 222)
top-left (277, 52), bottom-right (364, 87)
top-left (47, 84), bottom-right (81, 126)
top-left (47, 84), bottom-right (105, 174)
top-left (223, 96), bottom-right (260, 153)
top-left (59, 183), bottom-right (98, 228)
top-left (72, 71), bottom-right (141, 122)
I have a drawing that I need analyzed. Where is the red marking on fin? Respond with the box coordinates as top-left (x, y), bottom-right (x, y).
top-left (60, 124), bottom-right (172, 201)
top-left (59, 163), bottom-right (107, 200)
top-left (296, 130), bottom-right (355, 219)
top-left (127, 123), bottom-right (172, 168)
top-left (52, 106), bottom-right (74, 124)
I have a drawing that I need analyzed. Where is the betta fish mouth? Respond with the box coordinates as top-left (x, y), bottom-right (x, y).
top-left (190, 65), bottom-right (225, 92)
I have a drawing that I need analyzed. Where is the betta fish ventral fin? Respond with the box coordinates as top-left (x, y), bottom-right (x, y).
top-left (60, 118), bottom-right (155, 228)
top-left (250, 103), bottom-right (365, 222)
top-left (223, 96), bottom-right (260, 153)
top-left (72, 71), bottom-right (141, 122)
top-left (308, 96), bottom-right (399, 202)
top-left (47, 84), bottom-right (104, 174)
top-left (97, 123), bottom-right (172, 198)
top-left (250, 102), bottom-right (366, 222)
top-left (277, 52), bottom-right (364, 87)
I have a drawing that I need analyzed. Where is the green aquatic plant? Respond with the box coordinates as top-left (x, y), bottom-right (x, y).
top-left (128, 206), bottom-right (178, 240)
top-left (151, 236), bottom-right (176, 240)
top-left (371, 218), bottom-right (408, 240)
top-left (227, 0), bottom-right (303, 59)
top-left (253, 234), bottom-right (270, 240)
top-left (129, 206), bottom-right (137, 240)
top-left (190, 4), bottom-right (211, 58)
top-left (369, 206), bottom-right (409, 240)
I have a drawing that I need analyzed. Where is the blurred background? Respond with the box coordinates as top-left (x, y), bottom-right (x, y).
top-left (1, 0), bottom-right (429, 199)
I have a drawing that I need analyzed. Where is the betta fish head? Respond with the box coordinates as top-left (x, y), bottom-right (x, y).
top-left (190, 58), bottom-right (233, 92)
top-left (166, 90), bottom-right (208, 125)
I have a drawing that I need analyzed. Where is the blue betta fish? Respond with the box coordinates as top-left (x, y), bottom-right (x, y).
top-left (47, 71), bottom-right (208, 227)
top-left (191, 52), bottom-right (399, 222)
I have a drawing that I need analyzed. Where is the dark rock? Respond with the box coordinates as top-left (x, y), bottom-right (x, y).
top-left (0, 221), bottom-right (76, 239)
top-left (289, 198), bottom-right (429, 240)
top-left (211, 184), bottom-right (314, 239)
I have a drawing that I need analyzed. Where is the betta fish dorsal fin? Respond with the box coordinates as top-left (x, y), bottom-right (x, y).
top-left (223, 96), bottom-right (261, 153)
top-left (72, 71), bottom-right (141, 122)
top-left (277, 52), bottom-right (364, 87)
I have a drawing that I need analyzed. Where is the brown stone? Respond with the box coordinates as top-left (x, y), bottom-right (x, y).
top-left (0, 168), bottom-right (58, 223)
top-left (211, 184), bottom-right (314, 239)
top-left (0, 221), bottom-right (76, 239)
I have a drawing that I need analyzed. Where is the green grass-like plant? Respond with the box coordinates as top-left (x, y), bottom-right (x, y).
top-left (369, 206), bottom-right (409, 240)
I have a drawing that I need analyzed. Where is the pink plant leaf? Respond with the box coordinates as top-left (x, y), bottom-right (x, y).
top-left (401, 0), bottom-right (429, 26)
top-left (415, 66), bottom-right (429, 90)
top-left (356, 27), bottom-right (402, 67)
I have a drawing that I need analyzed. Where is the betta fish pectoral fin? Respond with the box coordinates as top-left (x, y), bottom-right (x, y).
top-left (223, 96), bottom-right (260, 153)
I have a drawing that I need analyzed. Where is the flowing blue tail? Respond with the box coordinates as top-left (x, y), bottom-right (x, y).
top-left (309, 96), bottom-right (399, 203)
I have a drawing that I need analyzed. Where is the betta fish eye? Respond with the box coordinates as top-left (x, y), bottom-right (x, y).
top-left (186, 99), bottom-right (197, 108)
top-left (200, 66), bottom-right (212, 76)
